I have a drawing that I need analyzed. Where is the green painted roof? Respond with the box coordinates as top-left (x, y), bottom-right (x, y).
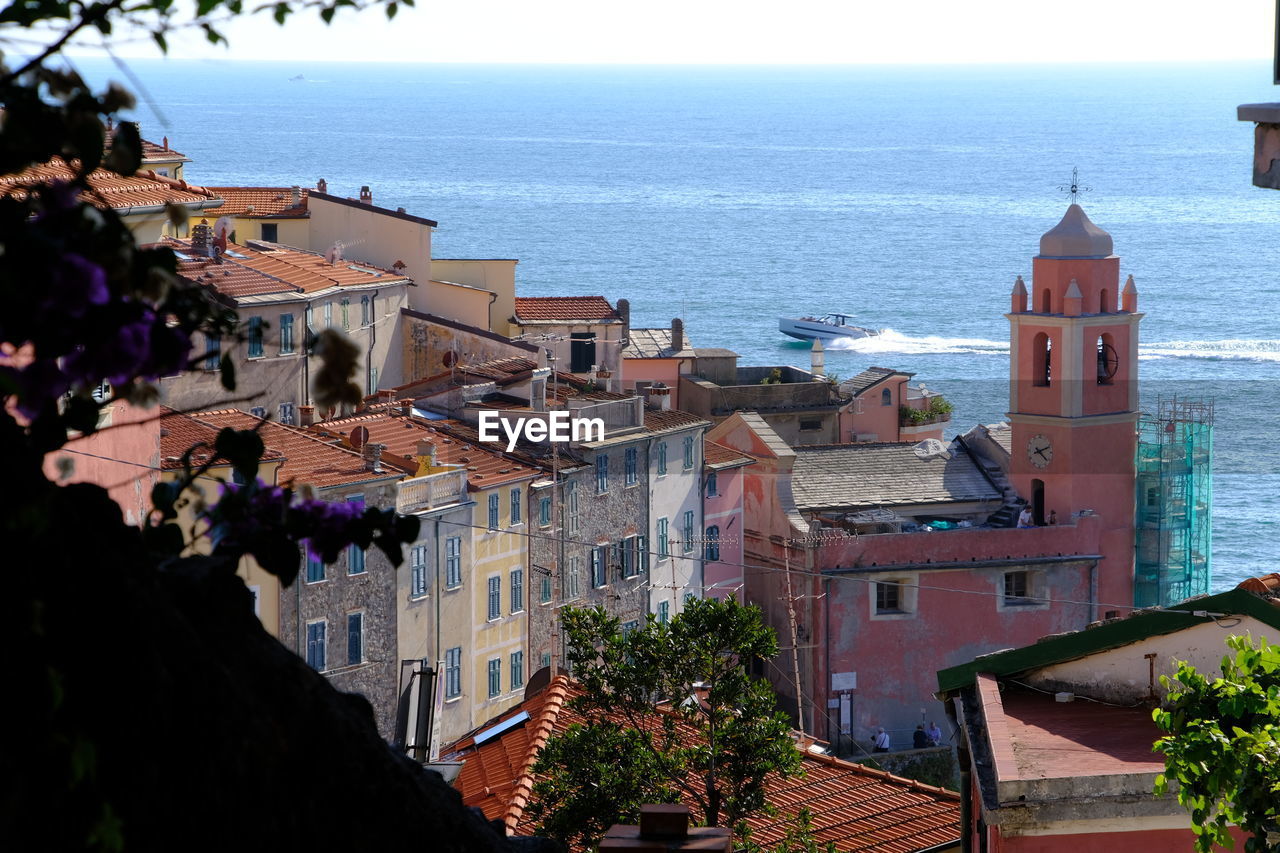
top-left (935, 588), bottom-right (1280, 695)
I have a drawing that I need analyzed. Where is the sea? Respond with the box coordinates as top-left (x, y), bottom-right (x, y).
top-left (73, 57), bottom-right (1280, 591)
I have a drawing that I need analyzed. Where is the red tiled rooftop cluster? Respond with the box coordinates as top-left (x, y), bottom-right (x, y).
top-left (206, 186), bottom-right (309, 219)
top-left (513, 296), bottom-right (619, 322)
top-left (0, 159), bottom-right (220, 210)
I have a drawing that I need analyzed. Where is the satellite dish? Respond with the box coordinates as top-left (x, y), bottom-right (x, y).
top-left (350, 426), bottom-right (369, 449)
top-left (213, 216), bottom-right (234, 244)
top-left (442, 350), bottom-right (456, 367)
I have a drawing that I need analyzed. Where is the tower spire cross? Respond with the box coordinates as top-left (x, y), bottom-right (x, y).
top-left (1057, 167), bottom-right (1092, 205)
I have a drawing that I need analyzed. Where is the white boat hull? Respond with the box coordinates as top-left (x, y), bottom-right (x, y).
top-left (779, 317), bottom-right (878, 342)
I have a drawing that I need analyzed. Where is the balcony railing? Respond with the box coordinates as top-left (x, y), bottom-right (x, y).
top-left (396, 468), bottom-right (468, 515)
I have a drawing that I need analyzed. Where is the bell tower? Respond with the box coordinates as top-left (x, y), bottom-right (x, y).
top-left (1007, 203), bottom-right (1142, 608)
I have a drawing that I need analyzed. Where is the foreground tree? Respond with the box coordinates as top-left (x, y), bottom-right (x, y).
top-left (527, 597), bottom-right (808, 850)
top-left (1153, 634), bottom-right (1280, 853)
top-left (0, 1), bottom-right (558, 851)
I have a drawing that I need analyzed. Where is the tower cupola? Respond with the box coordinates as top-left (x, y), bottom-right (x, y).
top-left (1039, 204), bottom-right (1114, 259)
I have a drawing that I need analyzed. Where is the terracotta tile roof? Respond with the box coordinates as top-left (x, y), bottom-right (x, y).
top-left (454, 356), bottom-right (540, 385)
top-left (444, 677), bottom-right (959, 851)
top-left (190, 409), bottom-right (408, 489)
top-left (140, 137), bottom-right (188, 162)
top-left (309, 411), bottom-right (540, 490)
top-left (205, 186), bottom-right (310, 219)
top-left (703, 440), bottom-right (754, 470)
top-left (166, 237), bottom-right (410, 297)
top-left (513, 296), bottom-right (620, 323)
top-left (643, 408), bottom-right (710, 434)
top-left (0, 158), bottom-right (222, 211)
top-left (158, 408), bottom-right (285, 470)
top-left (1237, 573), bottom-right (1280, 597)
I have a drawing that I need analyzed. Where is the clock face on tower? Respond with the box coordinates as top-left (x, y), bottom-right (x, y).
top-left (1027, 434), bottom-right (1053, 469)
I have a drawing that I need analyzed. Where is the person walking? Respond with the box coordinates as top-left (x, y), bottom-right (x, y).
top-left (872, 727), bottom-right (891, 753)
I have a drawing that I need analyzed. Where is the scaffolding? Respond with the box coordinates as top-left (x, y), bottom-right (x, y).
top-left (1134, 397), bottom-right (1214, 608)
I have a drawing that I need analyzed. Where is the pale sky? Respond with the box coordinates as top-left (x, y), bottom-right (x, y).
top-left (81, 0), bottom-right (1276, 64)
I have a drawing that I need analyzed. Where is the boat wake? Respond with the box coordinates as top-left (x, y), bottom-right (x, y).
top-left (823, 329), bottom-right (1008, 355)
top-left (1138, 339), bottom-right (1280, 364)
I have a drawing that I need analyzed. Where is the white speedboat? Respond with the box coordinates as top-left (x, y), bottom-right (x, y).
top-left (779, 313), bottom-right (879, 342)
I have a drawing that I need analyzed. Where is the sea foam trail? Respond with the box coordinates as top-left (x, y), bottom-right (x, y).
top-left (824, 329), bottom-right (1008, 355)
top-left (1138, 339), bottom-right (1280, 364)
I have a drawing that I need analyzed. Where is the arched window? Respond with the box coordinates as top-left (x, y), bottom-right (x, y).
top-left (1033, 333), bottom-right (1051, 387)
top-left (1099, 288), bottom-right (1110, 314)
top-left (1096, 333), bottom-right (1118, 385)
top-left (881, 388), bottom-right (892, 407)
top-left (1039, 289), bottom-right (1052, 313)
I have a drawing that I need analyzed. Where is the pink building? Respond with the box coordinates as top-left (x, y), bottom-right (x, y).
top-left (711, 204), bottom-right (1143, 753)
top-left (701, 440), bottom-right (754, 601)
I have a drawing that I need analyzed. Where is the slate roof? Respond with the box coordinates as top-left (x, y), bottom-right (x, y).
top-left (168, 238), bottom-right (411, 298)
top-left (444, 676), bottom-right (960, 851)
top-left (310, 411), bottom-right (540, 490)
top-left (704, 440), bottom-right (754, 470)
top-left (191, 409), bottom-right (408, 489)
top-left (790, 442), bottom-right (1001, 512)
top-left (622, 327), bottom-right (697, 358)
top-left (0, 158), bottom-right (223, 211)
top-left (206, 186), bottom-right (310, 218)
top-left (513, 296), bottom-right (620, 323)
top-left (840, 367), bottom-right (910, 397)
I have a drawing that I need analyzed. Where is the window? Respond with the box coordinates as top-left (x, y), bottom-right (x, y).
top-left (204, 333), bottom-right (220, 370)
top-left (347, 495), bottom-right (365, 573)
top-left (324, 302), bottom-right (332, 329)
top-left (658, 600), bottom-right (670, 623)
top-left (488, 576), bottom-right (501, 620)
top-left (260, 222), bottom-right (278, 242)
top-left (875, 581), bottom-right (903, 613)
top-left (591, 546), bottom-right (607, 588)
top-left (247, 316), bottom-right (263, 358)
top-left (510, 488), bottom-right (522, 525)
top-left (541, 652), bottom-right (552, 670)
top-left (306, 304), bottom-right (314, 332)
top-left (361, 295), bottom-right (371, 327)
top-left (799, 419), bottom-right (821, 431)
top-left (1097, 333), bottom-right (1118, 385)
top-left (445, 536), bottom-right (462, 587)
top-left (250, 406), bottom-right (266, 419)
top-left (566, 556), bottom-right (581, 599)
top-left (489, 493), bottom-right (500, 529)
top-left (539, 496), bottom-right (552, 527)
top-left (347, 612), bottom-right (363, 665)
top-left (622, 620), bottom-right (639, 635)
top-left (279, 313), bottom-right (295, 354)
top-left (596, 455), bottom-right (609, 493)
top-left (340, 298), bottom-right (350, 330)
top-left (621, 536), bottom-right (639, 578)
top-left (510, 651), bottom-right (524, 690)
top-left (410, 544), bottom-right (428, 597)
top-left (488, 658), bottom-right (502, 697)
top-left (625, 448), bottom-right (638, 485)
top-left (305, 544), bottom-right (325, 583)
top-left (706, 472), bottom-right (718, 497)
top-left (567, 481), bottom-right (579, 534)
top-left (683, 511), bottom-right (695, 553)
top-left (881, 387), bottom-right (892, 407)
top-left (1004, 571), bottom-right (1038, 606)
top-left (278, 401), bottom-right (296, 425)
top-left (368, 366), bottom-right (378, 396)
top-left (705, 525), bottom-right (720, 562)
top-left (1033, 333), bottom-right (1051, 387)
top-left (511, 569), bottom-right (524, 613)
top-left (569, 332), bottom-right (596, 373)
top-left (683, 436), bottom-right (695, 469)
top-left (657, 442), bottom-right (668, 476)
top-left (657, 517), bottom-right (669, 559)
top-left (445, 647), bottom-right (461, 698)
top-left (540, 574), bottom-right (552, 604)
top-left (305, 620), bottom-right (326, 671)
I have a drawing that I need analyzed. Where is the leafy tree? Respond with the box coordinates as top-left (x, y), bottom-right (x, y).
top-left (527, 597), bottom-right (807, 850)
top-left (1153, 634), bottom-right (1280, 853)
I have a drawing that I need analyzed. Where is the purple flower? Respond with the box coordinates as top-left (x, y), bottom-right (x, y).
top-left (6, 359), bottom-right (70, 420)
top-left (48, 254), bottom-right (109, 318)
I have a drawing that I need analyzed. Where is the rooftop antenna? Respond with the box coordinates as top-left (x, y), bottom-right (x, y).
top-left (1057, 166), bottom-right (1092, 206)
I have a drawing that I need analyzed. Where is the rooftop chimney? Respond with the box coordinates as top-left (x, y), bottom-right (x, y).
top-left (362, 442), bottom-right (386, 473)
top-left (191, 221), bottom-right (214, 258)
top-left (671, 318), bottom-right (684, 353)
top-left (811, 338), bottom-right (825, 380)
top-left (291, 185), bottom-right (302, 206)
top-left (415, 439), bottom-right (437, 475)
top-left (317, 178), bottom-right (328, 193)
top-left (647, 382), bottom-right (672, 411)
top-left (299, 405), bottom-right (316, 427)
top-left (359, 185), bottom-right (373, 205)
top-left (162, 135), bottom-right (169, 151)
top-left (600, 805), bottom-right (729, 852)
top-left (617, 298), bottom-right (631, 344)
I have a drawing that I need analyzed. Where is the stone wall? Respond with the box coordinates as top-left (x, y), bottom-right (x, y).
top-left (854, 746), bottom-right (959, 791)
